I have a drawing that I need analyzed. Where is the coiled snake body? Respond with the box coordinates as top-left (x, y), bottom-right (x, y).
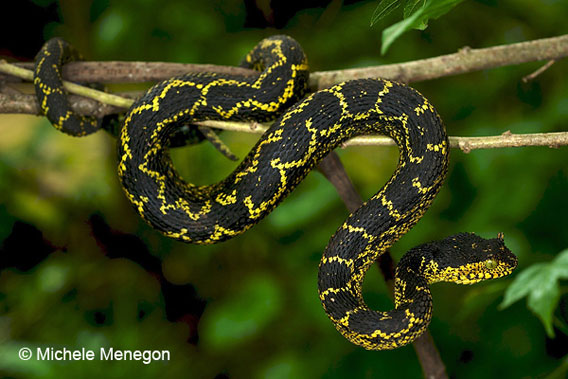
top-left (34, 35), bottom-right (517, 350)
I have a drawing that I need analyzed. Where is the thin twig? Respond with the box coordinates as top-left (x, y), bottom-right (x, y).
top-left (317, 152), bottom-right (363, 212)
top-left (349, 131), bottom-right (568, 152)
top-left (0, 60), bottom-right (133, 108)
top-left (2, 92), bottom-right (565, 152)
top-left (522, 60), bottom-right (555, 82)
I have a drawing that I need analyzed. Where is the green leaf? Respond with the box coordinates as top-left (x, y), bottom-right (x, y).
top-left (421, 0), bottom-right (465, 19)
top-left (381, 3), bottom-right (427, 55)
top-left (526, 274), bottom-right (560, 337)
top-left (552, 248), bottom-right (568, 274)
top-left (403, 0), bottom-right (424, 18)
top-left (370, 0), bottom-right (403, 26)
top-left (500, 263), bottom-right (548, 309)
top-left (380, 0), bottom-right (466, 54)
top-left (500, 248), bottom-right (568, 337)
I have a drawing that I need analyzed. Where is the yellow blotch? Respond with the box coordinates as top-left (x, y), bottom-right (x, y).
top-left (216, 190), bottom-right (237, 205)
top-left (426, 140), bottom-right (447, 155)
top-left (411, 177), bottom-right (431, 194)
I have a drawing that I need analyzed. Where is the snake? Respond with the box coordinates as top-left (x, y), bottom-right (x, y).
top-left (33, 35), bottom-right (518, 350)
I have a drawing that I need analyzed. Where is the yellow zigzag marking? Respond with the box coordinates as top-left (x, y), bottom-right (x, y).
top-left (341, 223), bottom-right (377, 243)
top-left (152, 79), bottom-right (199, 111)
top-left (380, 195), bottom-right (402, 220)
top-left (243, 117), bottom-right (318, 219)
top-left (235, 128), bottom-right (284, 184)
top-left (319, 286), bottom-right (350, 302)
top-left (336, 305), bottom-right (366, 326)
top-left (321, 255), bottom-right (355, 272)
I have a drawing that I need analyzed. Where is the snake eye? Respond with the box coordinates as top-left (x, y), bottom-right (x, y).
top-left (485, 259), bottom-right (497, 269)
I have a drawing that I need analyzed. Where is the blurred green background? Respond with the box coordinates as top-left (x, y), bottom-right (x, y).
top-left (1, 0), bottom-right (568, 378)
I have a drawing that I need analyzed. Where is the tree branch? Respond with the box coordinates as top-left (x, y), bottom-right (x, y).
top-left (2, 34), bottom-right (566, 90)
top-left (348, 131), bottom-right (568, 152)
top-left (0, 61), bottom-right (134, 109)
top-left (0, 61), bottom-right (256, 85)
top-left (312, 34), bottom-right (568, 88)
top-left (2, 91), bottom-right (565, 152)
top-left (0, 92), bottom-right (125, 118)
top-left (1, 34), bottom-right (567, 152)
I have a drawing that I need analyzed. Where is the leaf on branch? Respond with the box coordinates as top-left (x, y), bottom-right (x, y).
top-left (370, 0), bottom-right (403, 26)
top-left (379, 0), bottom-right (466, 54)
top-left (402, 0), bottom-right (429, 30)
top-left (500, 248), bottom-right (568, 337)
top-left (403, 0), bottom-right (424, 18)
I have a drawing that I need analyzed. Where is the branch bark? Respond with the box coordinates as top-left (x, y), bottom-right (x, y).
top-left (0, 61), bottom-right (256, 85)
top-left (2, 34), bottom-right (566, 90)
top-left (312, 34), bottom-right (568, 88)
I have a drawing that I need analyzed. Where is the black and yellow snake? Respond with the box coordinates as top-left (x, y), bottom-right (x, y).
top-left (33, 35), bottom-right (517, 350)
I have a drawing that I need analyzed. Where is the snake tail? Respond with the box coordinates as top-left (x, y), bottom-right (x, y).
top-left (33, 38), bottom-right (102, 136)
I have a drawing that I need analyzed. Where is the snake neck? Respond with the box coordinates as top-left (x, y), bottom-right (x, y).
top-left (393, 249), bottom-right (434, 312)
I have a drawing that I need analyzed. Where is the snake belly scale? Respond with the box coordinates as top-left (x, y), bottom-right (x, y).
top-left (33, 35), bottom-right (517, 350)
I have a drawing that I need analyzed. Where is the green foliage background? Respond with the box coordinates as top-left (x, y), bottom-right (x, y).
top-left (1, 0), bottom-right (568, 377)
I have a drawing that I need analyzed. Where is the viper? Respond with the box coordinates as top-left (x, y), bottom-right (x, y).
top-left (33, 35), bottom-right (517, 350)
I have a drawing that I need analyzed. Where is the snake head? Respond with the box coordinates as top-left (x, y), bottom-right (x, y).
top-left (423, 232), bottom-right (518, 285)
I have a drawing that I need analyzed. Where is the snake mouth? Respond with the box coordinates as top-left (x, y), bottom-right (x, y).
top-left (455, 278), bottom-right (485, 285)
top-left (455, 274), bottom-right (501, 285)
top-left (503, 253), bottom-right (518, 270)
top-left (493, 249), bottom-right (518, 276)
top-left (444, 253), bottom-right (518, 285)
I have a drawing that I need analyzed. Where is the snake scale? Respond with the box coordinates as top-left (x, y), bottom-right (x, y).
top-left (33, 35), bottom-right (517, 350)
